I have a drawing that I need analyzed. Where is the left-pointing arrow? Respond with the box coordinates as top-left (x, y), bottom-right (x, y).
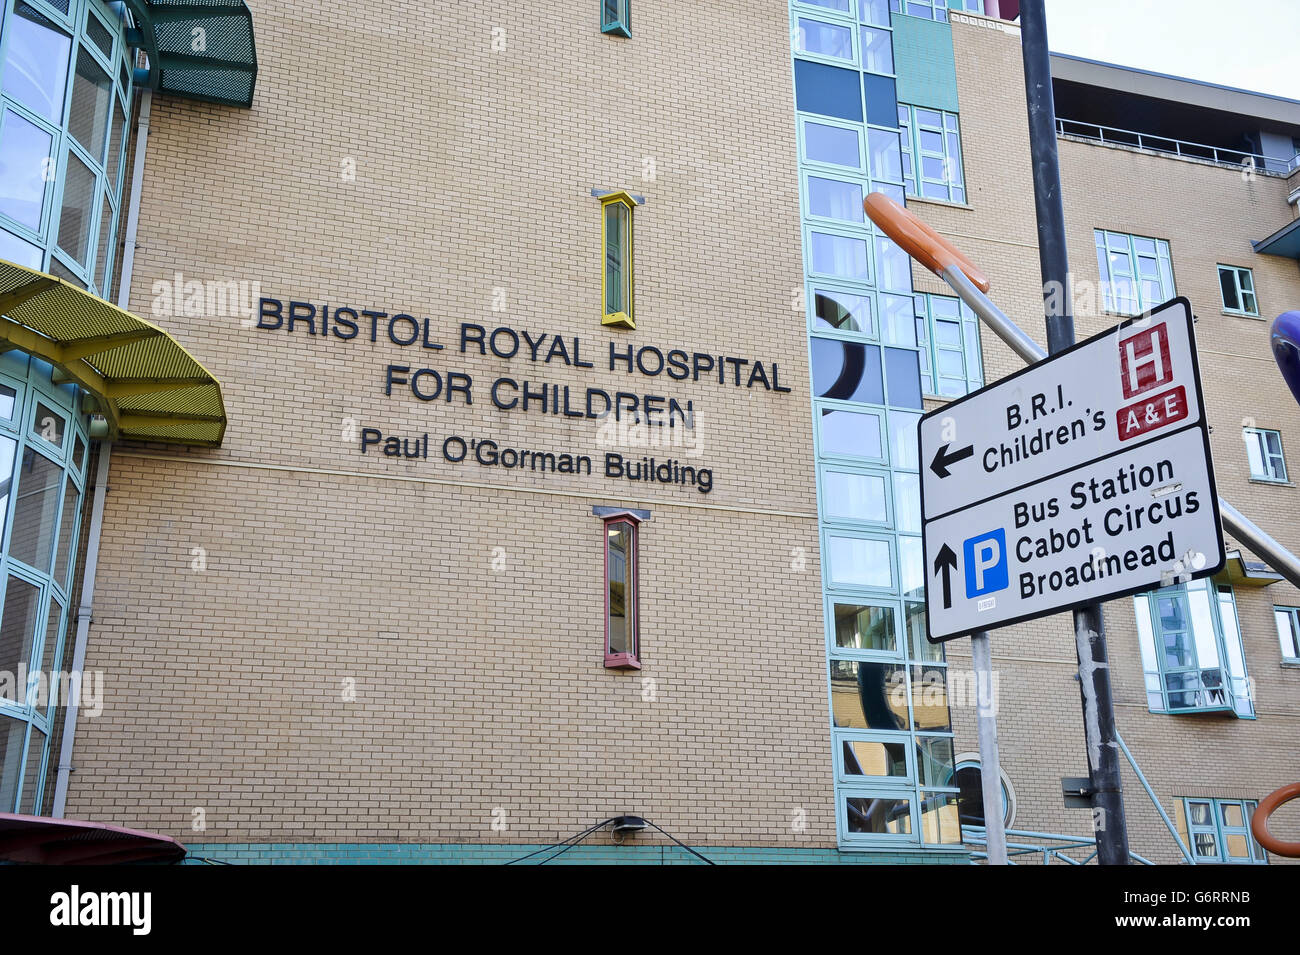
top-left (930, 442), bottom-right (974, 479)
top-left (934, 543), bottom-right (958, 610)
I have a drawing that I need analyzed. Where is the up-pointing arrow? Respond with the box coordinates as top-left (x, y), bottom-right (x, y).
top-left (934, 543), bottom-right (958, 610)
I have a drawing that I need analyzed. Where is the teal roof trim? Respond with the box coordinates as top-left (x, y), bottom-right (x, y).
top-left (1254, 217), bottom-right (1300, 260)
top-left (126, 0), bottom-right (257, 108)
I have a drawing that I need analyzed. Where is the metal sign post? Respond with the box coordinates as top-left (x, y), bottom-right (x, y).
top-left (971, 632), bottom-right (1007, 864)
top-left (1021, 0), bottom-right (1128, 863)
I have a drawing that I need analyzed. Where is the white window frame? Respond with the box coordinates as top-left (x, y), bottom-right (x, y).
top-left (1094, 230), bottom-right (1175, 315)
top-left (1217, 264), bottom-right (1259, 317)
top-left (1244, 427), bottom-right (1288, 483)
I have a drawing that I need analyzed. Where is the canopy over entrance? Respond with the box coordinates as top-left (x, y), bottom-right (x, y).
top-left (0, 812), bottom-right (187, 864)
top-left (125, 0), bottom-right (258, 109)
top-left (0, 259), bottom-right (227, 447)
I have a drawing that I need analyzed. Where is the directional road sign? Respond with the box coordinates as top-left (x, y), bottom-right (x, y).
top-left (919, 297), bottom-right (1224, 642)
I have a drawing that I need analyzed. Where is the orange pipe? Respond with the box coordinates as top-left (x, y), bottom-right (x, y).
top-left (1251, 782), bottom-right (1300, 857)
top-left (863, 192), bottom-right (991, 293)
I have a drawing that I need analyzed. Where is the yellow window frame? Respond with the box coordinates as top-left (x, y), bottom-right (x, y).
top-left (600, 191), bottom-right (638, 329)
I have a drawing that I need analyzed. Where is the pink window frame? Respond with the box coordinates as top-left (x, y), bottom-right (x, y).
top-left (603, 514), bottom-right (641, 669)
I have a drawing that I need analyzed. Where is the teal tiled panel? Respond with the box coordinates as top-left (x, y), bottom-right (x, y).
top-left (183, 844), bottom-right (970, 865)
top-left (891, 14), bottom-right (959, 112)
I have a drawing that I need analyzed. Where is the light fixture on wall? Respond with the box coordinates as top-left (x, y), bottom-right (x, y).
top-left (610, 816), bottom-right (648, 844)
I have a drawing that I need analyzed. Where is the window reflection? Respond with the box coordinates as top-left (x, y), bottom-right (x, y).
top-left (606, 521), bottom-right (634, 656)
top-left (909, 666), bottom-right (950, 731)
top-left (920, 790), bottom-right (961, 844)
top-left (10, 448), bottom-right (62, 572)
top-left (0, 110), bottom-right (53, 230)
top-left (813, 289), bottom-right (872, 335)
top-left (812, 337), bottom-right (882, 404)
top-left (823, 469), bottom-right (887, 524)
top-left (819, 407), bottom-right (882, 460)
top-left (804, 122), bottom-right (860, 169)
top-left (68, 47), bottom-right (111, 162)
top-left (1, 3), bottom-right (72, 123)
top-left (846, 795), bottom-right (912, 834)
top-left (0, 574), bottom-right (41, 681)
top-left (0, 718), bottom-right (26, 810)
top-left (843, 739), bottom-right (907, 778)
top-left (833, 602), bottom-right (896, 653)
top-left (829, 659), bottom-right (907, 730)
top-left (827, 534), bottom-right (892, 590)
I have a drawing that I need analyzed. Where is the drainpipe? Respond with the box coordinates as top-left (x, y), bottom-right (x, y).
top-left (50, 443), bottom-right (111, 817)
top-left (51, 88), bottom-right (151, 817)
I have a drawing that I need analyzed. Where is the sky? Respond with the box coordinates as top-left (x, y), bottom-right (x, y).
top-left (1045, 0), bottom-right (1299, 101)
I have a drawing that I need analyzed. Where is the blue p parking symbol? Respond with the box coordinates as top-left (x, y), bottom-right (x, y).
top-left (964, 529), bottom-right (1008, 598)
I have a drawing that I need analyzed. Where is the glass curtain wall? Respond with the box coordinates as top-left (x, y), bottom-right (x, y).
top-left (792, 0), bottom-right (964, 850)
top-left (0, 0), bottom-right (133, 297)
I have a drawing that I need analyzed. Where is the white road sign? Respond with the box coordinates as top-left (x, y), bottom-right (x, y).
top-left (920, 298), bottom-right (1225, 642)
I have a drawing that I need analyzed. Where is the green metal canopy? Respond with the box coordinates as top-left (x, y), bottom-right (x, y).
top-left (125, 0), bottom-right (258, 109)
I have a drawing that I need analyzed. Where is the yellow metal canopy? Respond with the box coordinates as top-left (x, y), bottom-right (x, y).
top-left (0, 259), bottom-right (226, 446)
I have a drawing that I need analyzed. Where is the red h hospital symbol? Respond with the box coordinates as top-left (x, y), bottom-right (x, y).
top-left (1119, 323), bottom-right (1173, 398)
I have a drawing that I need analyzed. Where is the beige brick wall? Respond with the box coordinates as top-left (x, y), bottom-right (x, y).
top-left (926, 14), bottom-right (1300, 863)
top-left (65, 1), bottom-right (838, 848)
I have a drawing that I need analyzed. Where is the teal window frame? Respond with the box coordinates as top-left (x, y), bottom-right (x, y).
top-left (1133, 579), bottom-right (1254, 718)
top-left (1094, 229), bottom-right (1175, 315)
top-left (791, 0), bottom-right (959, 853)
top-left (802, 169), bottom-right (869, 227)
top-left (0, 0), bottom-right (133, 297)
top-left (899, 0), bottom-right (948, 22)
top-left (1274, 605), bottom-right (1300, 664)
top-left (1243, 427), bottom-right (1287, 483)
top-left (600, 0), bottom-right (631, 37)
top-left (898, 104), bottom-right (965, 204)
top-left (913, 291), bottom-right (983, 397)
top-left (799, 114), bottom-right (867, 174)
top-left (0, 351), bottom-right (90, 815)
top-left (1179, 797), bottom-right (1267, 864)
top-left (1217, 264), bottom-right (1258, 317)
top-left (794, 14), bottom-right (858, 67)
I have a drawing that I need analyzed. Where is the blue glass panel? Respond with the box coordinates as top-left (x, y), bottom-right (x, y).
top-left (812, 338), bottom-right (884, 404)
top-left (795, 60), bottom-right (863, 122)
top-left (884, 347), bottom-right (922, 409)
top-left (862, 73), bottom-right (899, 127)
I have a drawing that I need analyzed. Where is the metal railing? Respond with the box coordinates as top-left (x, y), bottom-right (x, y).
top-left (1056, 118), bottom-right (1300, 174)
top-left (963, 827), bottom-right (1156, 865)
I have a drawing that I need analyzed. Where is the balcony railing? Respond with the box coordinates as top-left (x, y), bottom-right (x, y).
top-left (1146, 665), bottom-right (1252, 716)
top-left (1057, 118), bottom-right (1300, 174)
top-left (963, 827), bottom-right (1157, 865)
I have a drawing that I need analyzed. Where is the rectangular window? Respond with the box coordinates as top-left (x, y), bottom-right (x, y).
top-left (1243, 427), bottom-right (1287, 483)
top-left (859, 25), bottom-right (893, 74)
top-left (914, 293), bottom-right (984, 397)
top-left (796, 17), bottom-right (854, 62)
top-left (898, 105), bottom-right (965, 204)
top-left (1218, 265), bottom-right (1258, 316)
top-left (1094, 230), bottom-right (1175, 315)
top-left (1275, 606), bottom-right (1300, 663)
top-left (902, 0), bottom-right (947, 21)
top-left (603, 515), bottom-right (640, 669)
top-left (601, 193), bottom-right (635, 329)
top-left (1176, 798), bottom-right (1267, 864)
top-left (600, 0), bottom-right (631, 37)
top-left (1134, 580), bottom-right (1253, 717)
